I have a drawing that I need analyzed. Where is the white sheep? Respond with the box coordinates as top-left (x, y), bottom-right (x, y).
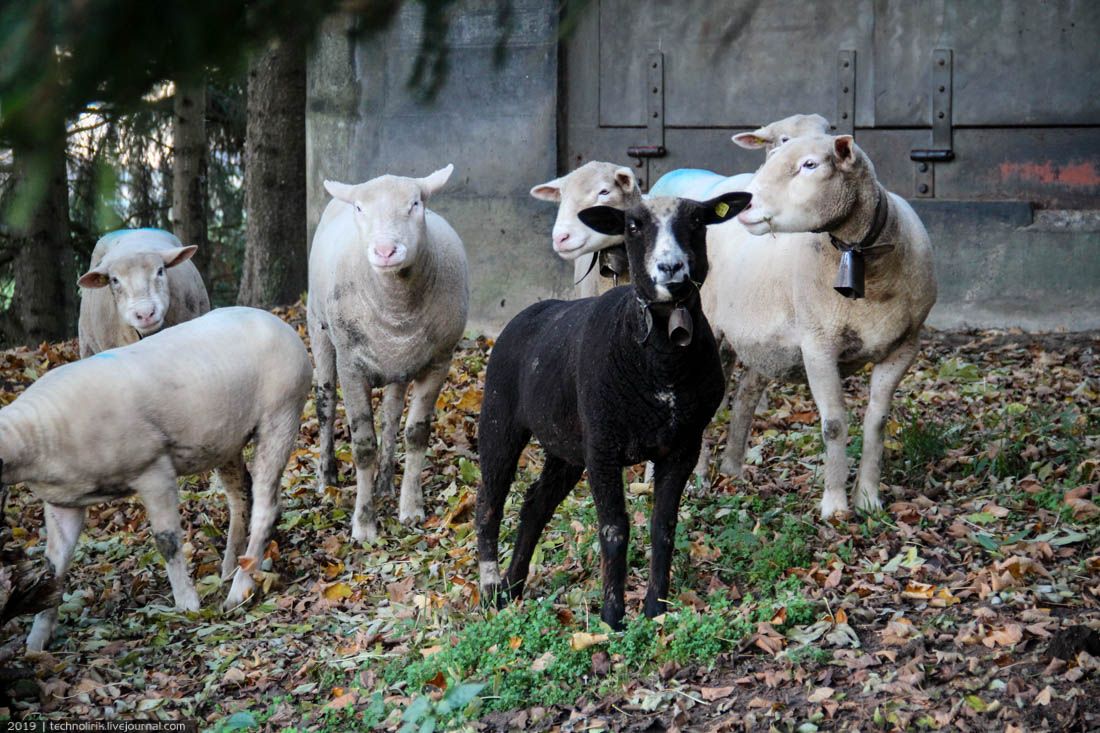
top-left (0, 307), bottom-right (311, 650)
top-left (77, 228), bottom-right (211, 357)
top-left (713, 134), bottom-right (936, 517)
top-left (530, 161), bottom-right (642, 297)
top-left (309, 165), bottom-right (469, 541)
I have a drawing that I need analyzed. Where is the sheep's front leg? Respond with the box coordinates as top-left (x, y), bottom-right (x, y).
top-left (399, 360), bottom-right (449, 524)
top-left (720, 368), bottom-right (769, 476)
top-left (26, 502), bottom-right (86, 651)
top-left (803, 352), bottom-right (849, 519)
top-left (133, 460), bottom-right (201, 612)
top-left (646, 448), bottom-right (697, 618)
top-left (377, 381), bottom-right (408, 497)
top-left (586, 458), bottom-right (630, 630)
top-left (311, 320), bottom-right (339, 491)
top-left (855, 335), bottom-right (920, 513)
top-left (340, 365), bottom-right (380, 542)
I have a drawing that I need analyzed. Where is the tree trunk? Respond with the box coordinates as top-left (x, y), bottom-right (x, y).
top-left (237, 35), bottom-right (307, 308)
top-left (172, 78), bottom-right (211, 290)
top-left (4, 123), bottom-right (76, 346)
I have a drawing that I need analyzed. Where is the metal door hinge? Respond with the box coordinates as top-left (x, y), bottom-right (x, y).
top-left (911, 48), bottom-right (954, 198)
top-left (835, 50), bottom-right (855, 135)
top-left (629, 51), bottom-right (666, 191)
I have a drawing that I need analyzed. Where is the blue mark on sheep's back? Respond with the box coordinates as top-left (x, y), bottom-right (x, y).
top-left (649, 169), bottom-right (726, 198)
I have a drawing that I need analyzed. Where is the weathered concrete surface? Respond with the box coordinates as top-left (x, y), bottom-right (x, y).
top-left (306, 2), bottom-right (570, 333)
top-left (913, 201), bottom-right (1100, 332)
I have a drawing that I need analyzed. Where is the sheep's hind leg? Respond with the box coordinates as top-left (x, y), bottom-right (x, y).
top-left (476, 420), bottom-right (530, 609)
top-left (503, 455), bottom-right (583, 601)
top-left (720, 367), bottom-right (769, 477)
top-left (225, 408), bottom-right (299, 608)
top-left (214, 454), bottom-right (252, 581)
top-left (133, 458), bottom-right (201, 612)
top-left (399, 360), bottom-right (449, 524)
top-left (855, 336), bottom-right (919, 513)
top-left (377, 381), bottom-right (408, 496)
top-left (26, 502), bottom-right (86, 651)
top-left (646, 449), bottom-right (697, 618)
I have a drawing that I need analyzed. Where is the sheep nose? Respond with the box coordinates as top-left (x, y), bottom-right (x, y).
top-left (375, 244), bottom-right (396, 259)
top-left (553, 232), bottom-right (571, 247)
top-left (135, 307), bottom-right (156, 322)
top-left (657, 261), bottom-right (684, 276)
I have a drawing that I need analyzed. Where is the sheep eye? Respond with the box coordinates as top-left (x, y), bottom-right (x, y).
top-left (801, 159), bottom-right (818, 171)
top-left (627, 220), bottom-right (640, 234)
top-left (110, 276), bottom-right (120, 286)
top-left (156, 267), bottom-right (165, 277)
top-left (597, 189), bottom-right (610, 197)
top-left (780, 135), bottom-right (790, 144)
top-left (354, 202), bottom-right (363, 213)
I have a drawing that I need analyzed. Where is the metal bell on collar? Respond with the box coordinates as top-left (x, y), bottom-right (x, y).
top-left (834, 250), bottom-right (865, 299)
top-left (667, 306), bottom-right (693, 347)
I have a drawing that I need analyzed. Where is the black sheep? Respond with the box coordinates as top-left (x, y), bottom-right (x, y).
top-left (476, 191), bottom-right (752, 629)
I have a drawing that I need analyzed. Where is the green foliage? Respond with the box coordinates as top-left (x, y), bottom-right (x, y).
top-left (393, 599), bottom-right (591, 712)
top-left (399, 683), bottom-right (484, 733)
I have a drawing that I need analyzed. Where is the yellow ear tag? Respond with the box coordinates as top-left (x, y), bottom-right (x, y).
top-left (714, 202), bottom-right (730, 218)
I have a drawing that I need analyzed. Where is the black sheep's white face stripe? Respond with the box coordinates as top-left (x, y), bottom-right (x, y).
top-left (644, 201), bottom-right (689, 301)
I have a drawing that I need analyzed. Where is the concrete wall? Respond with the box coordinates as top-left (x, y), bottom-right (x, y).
top-left (306, 0), bottom-right (571, 334)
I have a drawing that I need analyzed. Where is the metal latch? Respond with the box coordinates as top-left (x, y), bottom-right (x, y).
top-left (911, 48), bottom-right (953, 197)
top-left (629, 51), bottom-right (666, 190)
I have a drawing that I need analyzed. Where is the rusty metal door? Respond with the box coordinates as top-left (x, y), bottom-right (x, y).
top-left (560, 0), bottom-right (1100, 329)
top-left (562, 0), bottom-right (1100, 205)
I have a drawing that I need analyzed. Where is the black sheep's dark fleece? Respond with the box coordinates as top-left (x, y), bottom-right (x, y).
top-left (476, 191), bottom-right (751, 629)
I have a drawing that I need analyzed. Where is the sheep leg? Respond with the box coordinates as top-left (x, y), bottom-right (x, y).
top-left (645, 449), bottom-right (697, 618)
top-left (688, 338), bottom-right (739, 488)
top-left (225, 409), bottom-right (298, 608)
top-left (720, 368), bottom-right (769, 476)
top-left (133, 460), bottom-right (201, 613)
top-left (475, 423), bottom-right (530, 608)
top-left (803, 354), bottom-right (849, 519)
top-left (586, 459), bottom-right (630, 630)
top-left (855, 336), bottom-right (919, 513)
top-left (377, 382), bottom-right (407, 497)
top-left (399, 360), bottom-right (449, 524)
top-left (26, 502), bottom-right (85, 652)
top-left (503, 456), bottom-right (583, 601)
top-left (340, 364), bottom-right (381, 542)
top-left (214, 454), bottom-right (252, 580)
top-left (311, 322), bottom-right (340, 491)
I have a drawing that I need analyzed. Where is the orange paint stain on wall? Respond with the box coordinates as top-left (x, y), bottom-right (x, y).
top-left (999, 160), bottom-right (1100, 187)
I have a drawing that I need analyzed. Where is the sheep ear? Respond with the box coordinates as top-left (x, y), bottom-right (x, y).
top-left (732, 129), bottom-right (770, 149)
top-left (324, 180), bottom-right (357, 203)
top-left (418, 164), bottom-right (454, 200)
top-left (613, 167), bottom-right (637, 193)
top-left (833, 135), bottom-right (858, 170)
top-left (696, 192), bottom-right (752, 225)
top-left (529, 177), bottom-right (563, 202)
top-left (578, 205), bottom-right (625, 235)
top-left (78, 267), bottom-right (110, 289)
top-left (161, 245), bottom-right (198, 268)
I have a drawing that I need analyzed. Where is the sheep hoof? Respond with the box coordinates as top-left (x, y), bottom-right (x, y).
top-left (854, 491), bottom-right (883, 514)
top-left (399, 503), bottom-right (425, 525)
top-left (820, 493), bottom-right (849, 520)
top-left (352, 521), bottom-right (378, 543)
top-left (719, 456), bottom-right (745, 478)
